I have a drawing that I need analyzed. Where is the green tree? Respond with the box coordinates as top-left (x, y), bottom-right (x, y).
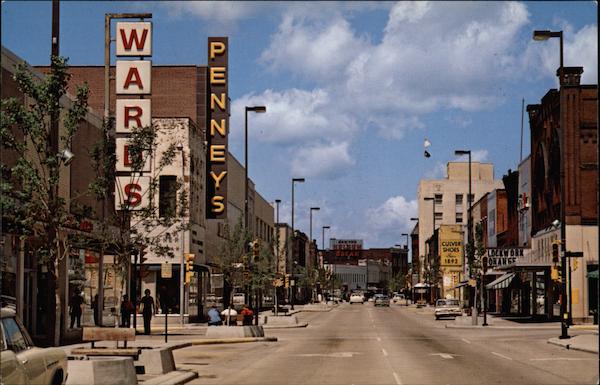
top-left (216, 216), bottom-right (251, 309)
top-left (1, 56), bottom-right (89, 345)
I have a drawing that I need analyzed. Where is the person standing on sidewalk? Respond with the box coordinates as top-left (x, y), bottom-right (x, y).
top-left (69, 291), bottom-right (84, 328)
top-left (120, 294), bottom-right (134, 328)
top-left (141, 289), bottom-right (155, 334)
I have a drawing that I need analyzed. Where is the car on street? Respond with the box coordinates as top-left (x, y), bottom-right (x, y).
top-left (392, 294), bottom-right (405, 304)
top-left (373, 294), bottom-right (390, 307)
top-left (434, 299), bottom-right (462, 320)
top-left (349, 293), bottom-right (364, 304)
top-left (1, 308), bottom-right (68, 385)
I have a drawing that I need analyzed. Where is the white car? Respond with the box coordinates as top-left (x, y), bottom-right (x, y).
top-left (392, 294), bottom-right (405, 303)
top-left (434, 299), bottom-right (462, 320)
top-left (349, 293), bottom-right (364, 304)
top-left (1, 308), bottom-right (68, 385)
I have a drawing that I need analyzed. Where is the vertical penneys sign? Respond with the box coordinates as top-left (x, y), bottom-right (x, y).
top-left (206, 37), bottom-right (228, 219)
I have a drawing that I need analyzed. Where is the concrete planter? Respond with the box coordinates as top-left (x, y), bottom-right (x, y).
top-left (66, 357), bottom-right (137, 385)
top-left (205, 325), bottom-right (264, 338)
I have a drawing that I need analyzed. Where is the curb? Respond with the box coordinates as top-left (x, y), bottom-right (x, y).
top-left (445, 324), bottom-right (557, 330)
top-left (190, 336), bottom-right (277, 345)
top-left (263, 323), bottom-right (308, 329)
top-left (547, 339), bottom-right (598, 354)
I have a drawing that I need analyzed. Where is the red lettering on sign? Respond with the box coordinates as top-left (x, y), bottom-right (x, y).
top-left (124, 106), bottom-right (142, 128)
top-left (124, 183), bottom-right (142, 207)
top-left (119, 28), bottom-right (148, 51)
top-left (124, 67), bottom-right (144, 90)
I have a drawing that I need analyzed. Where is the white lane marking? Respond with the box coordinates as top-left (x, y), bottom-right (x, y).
top-left (296, 352), bottom-right (362, 358)
top-left (530, 357), bottom-right (595, 361)
top-left (392, 372), bottom-right (402, 385)
top-left (377, 337), bottom-right (382, 342)
top-left (429, 353), bottom-right (455, 359)
top-left (461, 338), bottom-right (471, 344)
top-left (491, 352), bottom-right (513, 361)
top-left (382, 348), bottom-right (388, 357)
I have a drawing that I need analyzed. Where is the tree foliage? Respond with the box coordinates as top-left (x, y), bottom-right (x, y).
top-left (1, 56), bottom-right (89, 266)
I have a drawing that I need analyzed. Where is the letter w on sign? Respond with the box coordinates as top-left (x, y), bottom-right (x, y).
top-left (116, 22), bottom-right (152, 56)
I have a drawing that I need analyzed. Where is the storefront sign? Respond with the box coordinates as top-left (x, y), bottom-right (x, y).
top-left (114, 20), bottom-right (153, 211)
top-left (485, 248), bottom-right (525, 267)
top-left (206, 37), bottom-right (229, 219)
top-left (438, 225), bottom-right (463, 267)
top-left (161, 262), bottom-right (172, 278)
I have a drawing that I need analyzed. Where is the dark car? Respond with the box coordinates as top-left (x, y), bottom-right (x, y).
top-left (373, 294), bottom-right (390, 307)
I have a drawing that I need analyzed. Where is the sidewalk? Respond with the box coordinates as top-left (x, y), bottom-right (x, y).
top-left (445, 314), bottom-right (561, 330)
top-left (548, 333), bottom-right (599, 354)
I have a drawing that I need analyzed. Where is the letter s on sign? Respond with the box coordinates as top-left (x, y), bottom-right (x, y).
top-left (211, 196), bottom-right (225, 213)
top-left (124, 183), bottom-right (142, 207)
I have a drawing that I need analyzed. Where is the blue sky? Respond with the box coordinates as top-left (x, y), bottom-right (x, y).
top-left (2, 1), bottom-right (597, 248)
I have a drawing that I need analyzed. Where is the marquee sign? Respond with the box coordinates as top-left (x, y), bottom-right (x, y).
top-left (206, 37), bottom-right (229, 219)
top-left (485, 248), bottom-right (526, 268)
top-left (114, 20), bottom-right (152, 211)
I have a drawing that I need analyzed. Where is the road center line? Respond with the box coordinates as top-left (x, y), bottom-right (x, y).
top-left (461, 338), bottom-right (471, 344)
top-left (382, 348), bottom-right (388, 356)
top-left (392, 372), bottom-right (402, 385)
top-left (491, 351), bottom-right (513, 361)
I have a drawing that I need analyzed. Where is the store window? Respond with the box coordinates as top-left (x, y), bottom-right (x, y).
top-left (159, 175), bottom-right (178, 218)
top-left (455, 212), bottom-right (463, 223)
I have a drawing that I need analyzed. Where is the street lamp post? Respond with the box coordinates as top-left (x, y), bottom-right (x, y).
top-left (177, 143), bottom-right (185, 326)
top-left (424, 197), bottom-right (436, 303)
top-left (291, 178), bottom-right (305, 310)
top-left (244, 106), bottom-right (267, 231)
top-left (410, 217), bottom-right (419, 303)
top-left (275, 199), bottom-right (281, 316)
top-left (532, 29), bottom-right (570, 340)
top-left (455, 149), bottom-right (474, 320)
top-left (309, 207), bottom-right (320, 302)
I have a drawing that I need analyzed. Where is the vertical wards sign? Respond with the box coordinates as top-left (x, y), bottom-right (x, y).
top-left (115, 20), bottom-right (152, 211)
top-left (206, 37), bottom-right (228, 219)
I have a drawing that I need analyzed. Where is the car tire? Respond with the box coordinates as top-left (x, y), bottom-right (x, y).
top-left (51, 370), bottom-right (64, 385)
top-left (435, 315), bottom-right (439, 320)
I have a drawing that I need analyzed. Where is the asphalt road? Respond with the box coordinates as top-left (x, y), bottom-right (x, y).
top-left (174, 303), bottom-right (598, 385)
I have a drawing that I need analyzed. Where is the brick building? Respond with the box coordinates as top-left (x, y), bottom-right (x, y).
top-left (527, 67), bottom-right (598, 323)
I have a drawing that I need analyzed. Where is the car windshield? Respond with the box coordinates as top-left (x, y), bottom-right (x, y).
top-left (4, 2), bottom-right (597, 384)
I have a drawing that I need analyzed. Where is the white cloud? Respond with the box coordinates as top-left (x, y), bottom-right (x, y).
top-left (290, 142), bottom-right (355, 179)
top-left (230, 88), bottom-right (356, 145)
top-left (364, 195), bottom-right (418, 244)
top-left (260, 14), bottom-right (369, 82)
top-left (160, 1), bottom-right (260, 24)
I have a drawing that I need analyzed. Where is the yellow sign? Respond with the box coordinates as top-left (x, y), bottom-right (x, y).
top-left (439, 225), bottom-right (463, 267)
top-left (571, 288), bottom-right (580, 305)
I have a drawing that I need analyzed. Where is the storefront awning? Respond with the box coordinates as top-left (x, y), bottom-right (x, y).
top-left (587, 270), bottom-right (599, 279)
top-left (486, 273), bottom-right (515, 290)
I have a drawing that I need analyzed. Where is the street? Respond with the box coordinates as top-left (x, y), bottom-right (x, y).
top-left (174, 304), bottom-right (598, 385)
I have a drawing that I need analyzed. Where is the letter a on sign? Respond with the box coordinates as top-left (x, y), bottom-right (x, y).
top-left (116, 60), bottom-right (152, 94)
top-left (116, 22), bottom-right (152, 56)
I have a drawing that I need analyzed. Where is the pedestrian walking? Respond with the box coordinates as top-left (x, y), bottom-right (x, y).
top-left (141, 289), bottom-right (155, 335)
top-left (120, 294), bottom-right (134, 328)
top-left (207, 305), bottom-right (222, 326)
top-left (91, 294), bottom-right (100, 326)
top-left (69, 291), bottom-right (84, 328)
top-left (240, 304), bottom-right (254, 326)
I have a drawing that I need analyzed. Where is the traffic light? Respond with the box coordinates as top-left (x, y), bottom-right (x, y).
top-left (184, 253), bottom-right (194, 284)
top-left (252, 239), bottom-right (260, 258)
top-left (552, 241), bottom-right (560, 264)
top-left (284, 274), bottom-right (290, 288)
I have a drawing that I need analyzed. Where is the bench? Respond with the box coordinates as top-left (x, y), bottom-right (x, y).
top-left (71, 327), bottom-right (139, 359)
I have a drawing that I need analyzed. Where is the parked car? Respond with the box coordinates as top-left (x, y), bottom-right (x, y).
top-left (373, 294), bottom-right (390, 307)
top-left (392, 294), bottom-right (405, 304)
top-left (1, 308), bottom-right (68, 385)
top-left (434, 299), bottom-right (462, 320)
top-left (349, 293), bottom-right (364, 304)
